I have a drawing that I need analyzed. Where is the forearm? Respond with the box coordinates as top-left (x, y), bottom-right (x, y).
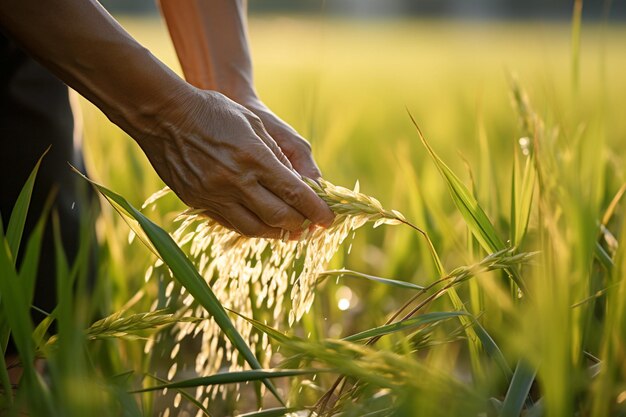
top-left (159, 0), bottom-right (255, 100)
top-left (0, 0), bottom-right (187, 140)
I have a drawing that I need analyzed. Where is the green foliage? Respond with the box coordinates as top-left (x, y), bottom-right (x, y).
top-left (3, 16), bottom-right (626, 417)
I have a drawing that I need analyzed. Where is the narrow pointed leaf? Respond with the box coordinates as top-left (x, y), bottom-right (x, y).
top-left (236, 407), bottom-right (300, 417)
top-left (409, 114), bottom-right (504, 253)
top-left (500, 360), bottom-right (536, 417)
top-left (343, 311), bottom-right (469, 342)
top-left (73, 168), bottom-right (281, 402)
top-left (511, 150), bottom-right (536, 247)
top-left (318, 269), bottom-right (425, 291)
top-left (473, 322), bottom-right (512, 378)
top-left (18, 193), bottom-right (55, 307)
top-left (228, 309), bottom-right (298, 345)
top-left (6, 147), bottom-right (49, 263)
top-left (132, 369), bottom-right (322, 393)
top-left (594, 241), bottom-right (613, 272)
top-left (408, 114), bottom-right (527, 293)
top-left (147, 374), bottom-right (213, 417)
top-left (0, 341), bottom-right (12, 405)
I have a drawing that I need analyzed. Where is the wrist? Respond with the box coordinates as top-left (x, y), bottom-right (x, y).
top-left (215, 80), bottom-right (258, 106)
top-left (103, 46), bottom-right (191, 142)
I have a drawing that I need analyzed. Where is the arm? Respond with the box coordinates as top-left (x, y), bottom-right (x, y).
top-left (159, 0), bottom-right (323, 180)
top-left (0, 0), bottom-right (333, 237)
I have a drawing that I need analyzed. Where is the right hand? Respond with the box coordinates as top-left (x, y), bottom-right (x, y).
top-left (135, 87), bottom-right (334, 238)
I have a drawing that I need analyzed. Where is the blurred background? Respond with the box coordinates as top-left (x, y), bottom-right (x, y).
top-left (68, 1), bottom-right (626, 415)
top-left (83, 0), bottom-right (626, 308)
top-left (101, 0), bottom-right (626, 19)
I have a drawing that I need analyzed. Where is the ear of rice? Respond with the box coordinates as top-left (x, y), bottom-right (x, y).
top-left (143, 178), bottom-right (405, 405)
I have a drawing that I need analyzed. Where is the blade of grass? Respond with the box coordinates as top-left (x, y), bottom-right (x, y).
top-left (132, 369), bottom-right (323, 393)
top-left (407, 112), bottom-right (526, 295)
top-left (318, 269), bottom-right (425, 291)
top-left (0, 220), bottom-right (55, 415)
top-left (343, 311), bottom-right (469, 342)
top-left (511, 149), bottom-right (536, 248)
top-left (6, 147), bottom-right (49, 263)
top-left (473, 322), bottom-right (513, 379)
top-left (600, 183), bottom-right (626, 226)
top-left (33, 315), bottom-right (55, 351)
top-left (500, 360), bottom-right (536, 417)
top-left (235, 407), bottom-right (301, 417)
top-left (0, 235), bottom-right (36, 375)
top-left (406, 112), bottom-right (515, 383)
top-left (18, 191), bottom-right (55, 308)
top-left (228, 309), bottom-right (299, 345)
top-left (594, 241), bottom-right (613, 272)
top-left (0, 342), bottom-right (11, 405)
top-left (408, 113), bottom-right (504, 253)
top-left (146, 374), bottom-right (213, 417)
top-left (0, 215), bottom-right (9, 372)
top-left (72, 168), bottom-right (282, 403)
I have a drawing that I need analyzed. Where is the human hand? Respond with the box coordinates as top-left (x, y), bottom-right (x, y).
top-left (136, 87), bottom-right (334, 238)
top-left (241, 97), bottom-right (322, 181)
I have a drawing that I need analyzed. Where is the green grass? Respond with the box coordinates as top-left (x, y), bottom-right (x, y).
top-left (3, 15), bottom-right (626, 417)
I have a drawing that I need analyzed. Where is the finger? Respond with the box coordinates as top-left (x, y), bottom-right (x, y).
top-left (286, 147), bottom-right (323, 180)
top-left (200, 208), bottom-right (237, 231)
top-left (240, 183), bottom-right (308, 232)
top-left (257, 162), bottom-right (335, 228)
top-left (203, 206), bottom-right (303, 241)
top-left (248, 115), bottom-right (294, 170)
top-left (221, 203), bottom-right (283, 239)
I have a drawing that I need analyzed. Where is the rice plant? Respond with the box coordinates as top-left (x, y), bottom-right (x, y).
top-left (3, 14), bottom-right (626, 417)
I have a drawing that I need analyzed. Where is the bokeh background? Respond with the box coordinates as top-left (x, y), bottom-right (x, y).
top-left (72, 2), bottom-right (626, 414)
top-left (83, 0), bottom-right (626, 292)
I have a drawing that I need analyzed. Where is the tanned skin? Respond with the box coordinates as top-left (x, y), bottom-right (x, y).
top-left (0, 0), bottom-right (334, 239)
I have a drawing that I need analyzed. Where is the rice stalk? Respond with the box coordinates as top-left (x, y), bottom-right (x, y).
top-left (44, 310), bottom-right (202, 344)
top-left (143, 178), bottom-right (411, 408)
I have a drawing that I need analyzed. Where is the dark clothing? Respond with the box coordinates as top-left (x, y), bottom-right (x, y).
top-left (1, 32), bottom-right (88, 351)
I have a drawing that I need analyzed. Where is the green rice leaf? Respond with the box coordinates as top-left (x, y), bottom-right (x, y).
top-left (72, 168), bottom-right (282, 403)
top-left (500, 360), bottom-right (536, 417)
top-left (408, 113), bottom-right (504, 254)
top-left (235, 407), bottom-right (300, 417)
top-left (0, 340), bottom-right (12, 405)
top-left (318, 269), bottom-right (425, 291)
top-left (343, 311), bottom-right (469, 342)
top-left (0, 234), bottom-right (35, 371)
top-left (6, 147), bottom-right (48, 263)
top-left (132, 369), bottom-right (322, 393)
top-left (228, 309), bottom-right (299, 345)
top-left (146, 374), bottom-right (214, 417)
top-left (33, 315), bottom-right (55, 351)
top-left (52, 211), bottom-right (73, 350)
top-left (473, 322), bottom-right (512, 379)
top-left (510, 149), bottom-right (536, 248)
top-left (594, 241), bottom-right (613, 272)
top-left (0, 219), bottom-right (55, 415)
top-left (18, 193), bottom-right (54, 308)
top-left (408, 113), bottom-right (526, 293)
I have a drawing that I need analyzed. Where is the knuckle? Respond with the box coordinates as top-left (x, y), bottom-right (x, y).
top-left (245, 112), bottom-right (265, 130)
top-left (266, 206), bottom-right (293, 229)
top-left (281, 186), bottom-right (303, 208)
top-left (235, 147), bottom-right (258, 165)
top-left (237, 142), bottom-right (270, 168)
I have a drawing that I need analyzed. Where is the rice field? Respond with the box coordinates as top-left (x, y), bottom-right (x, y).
top-left (3, 15), bottom-right (626, 417)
